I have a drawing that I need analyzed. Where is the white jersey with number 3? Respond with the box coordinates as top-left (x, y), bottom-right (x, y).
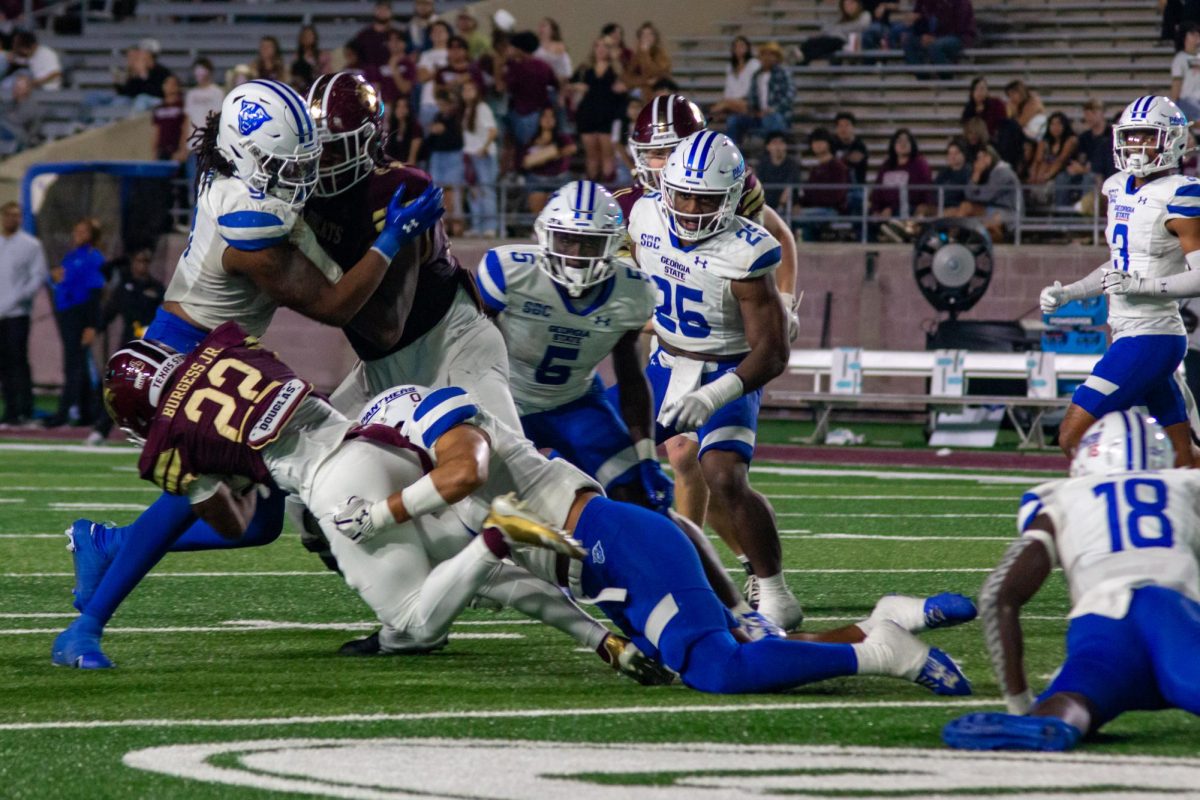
top-left (1019, 469), bottom-right (1200, 619)
top-left (475, 244), bottom-right (656, 414)
top-left (1101, 171), bottom-right (1200, 339)
top-left (627, 195), bottom-right (780, 356)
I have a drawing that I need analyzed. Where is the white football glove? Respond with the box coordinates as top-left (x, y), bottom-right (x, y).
top-left (1038, 281), bottom-right (1068, 314)
top-left (780, 291), bottom-right (800, 343)
top-left (1101, 269), bottom-right (1150, 296)
top-left (330, 495), bottom-right (389, 544)
top-left (658, 373), bottom-right (744, 433)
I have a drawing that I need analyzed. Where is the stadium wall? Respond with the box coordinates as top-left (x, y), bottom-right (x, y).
top-left (28, 239), bottom-right (1107, 396)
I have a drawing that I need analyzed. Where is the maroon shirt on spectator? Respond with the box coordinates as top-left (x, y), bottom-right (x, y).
top-left (914, 0), bottom-right (977, 46)
top-left (352, 24), bottom-right (400, 68)
top-left (804, 159), bottom-right (850, 211)
top-left (436, 62), bottom-right (485, 93)
top-left (152, 100), bottom-right (185, 160)
top-left (871, 156), bottom-right (933, 214)
top-left (522, 133), bottom-right (575, 177)
top-left (505, 57), bottom-right (558, 115)
top-left (138, 322), bottom-right (314, 495)
top-left (382, 117), bottom-right (424, 164)
top-left (303, 162), bottom-right (478, 361)
top-left (378, 57), bottom-right (417, 107)
top-left (961, 96), bottom-right (1007, 138)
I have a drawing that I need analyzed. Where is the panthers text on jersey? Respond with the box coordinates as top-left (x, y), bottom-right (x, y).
top-left (165, 174), bottom-right (316, 337)
top-left (474, 244), bottom-right (656, 414)
top-left (1018, 469), bottom-right (1200, 619)
top-left (358, 384), bottom-right (600, 533)
top-left (627, 195), bottom-right (781, 356)
top-left (1101, 172), bottom-right (1200, 338)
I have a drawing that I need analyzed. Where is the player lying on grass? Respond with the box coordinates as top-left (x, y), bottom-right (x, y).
top-left (59, 322), bottom-right (668, 684)
top-left (943, 410), bottom-right (1200, 751)
top-left (331, 383), bottom-right (978, 695)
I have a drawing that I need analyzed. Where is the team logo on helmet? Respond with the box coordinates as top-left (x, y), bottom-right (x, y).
top-left (237, 100), bottom-right (272, 136)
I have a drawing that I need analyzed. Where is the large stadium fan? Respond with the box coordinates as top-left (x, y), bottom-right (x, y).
top-left (912, 218), bottom-right (993, 318)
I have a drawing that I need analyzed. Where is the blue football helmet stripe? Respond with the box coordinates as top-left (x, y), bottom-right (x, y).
top-left (249, 79), bottom-right (313, 144)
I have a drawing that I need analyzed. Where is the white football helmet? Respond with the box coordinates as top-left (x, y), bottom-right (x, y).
top-left (217, 79), bottom-right (322, 208)
top-left (1113, 95), bottom-right (1190, 178)
top-left (660, 130), bottom-right (746, 242)
top-left (1070, 410), bottom-right (1174, 477)
top-left (534, 180), bottom-right (625, 297)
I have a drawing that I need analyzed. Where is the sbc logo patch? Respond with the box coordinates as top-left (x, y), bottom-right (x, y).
top-left (238, 100), bottom-right (272, 136)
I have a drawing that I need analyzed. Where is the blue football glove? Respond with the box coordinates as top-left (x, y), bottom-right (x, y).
top-left (637, 458), bottom-right (675, 515)
top-left (371, 184), bottom-right (446, 261)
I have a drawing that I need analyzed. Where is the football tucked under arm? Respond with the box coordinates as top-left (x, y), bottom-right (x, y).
top-left (190, 477), bottom-right (259, 540)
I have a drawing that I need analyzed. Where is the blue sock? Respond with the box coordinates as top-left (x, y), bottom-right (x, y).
top-left (171, 491), bottom-right (287, 551)
top-left (682, 629), bottom-right (859, 694)
top-left (84, 492), bottom-right (197, 626)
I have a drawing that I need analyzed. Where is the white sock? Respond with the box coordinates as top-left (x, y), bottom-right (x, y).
top-left (756, 572), bottom-right (793, 602)
top-left (850, 641), bottom-right (888, 675)
top-left (859, 595), bottom-right (926, 636)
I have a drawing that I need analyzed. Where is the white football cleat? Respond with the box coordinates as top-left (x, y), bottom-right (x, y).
top-left (756, 590), bottom-right (804, 631)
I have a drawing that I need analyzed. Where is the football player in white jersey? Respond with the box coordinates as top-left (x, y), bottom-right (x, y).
top-left (53, 79), bottom-right (446, 668)
top-left (476, 180), bottom-right (673, 512)
top-left (625, 130), bottom-right (803, 630)
top-left (331, 384), bottom-right (977, 696)
top-left (1040, 96), bottom-right (1200, 466)
top-left (943, 410), bottom-right (1200, 751)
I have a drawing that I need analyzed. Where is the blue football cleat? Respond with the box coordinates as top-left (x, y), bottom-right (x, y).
top-left (51, 621), bottom-right (114, 669)
top-left (922, 592), bottom-right (978, 630)
top-left (66, 519), bottom-right (115, 613)
top-left (914, 647), bottom-right (972, 696)
top-left (942, 712), bottom-right (1082, 751)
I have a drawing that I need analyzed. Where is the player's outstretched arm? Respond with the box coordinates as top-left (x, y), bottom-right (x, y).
top-left (343, 238), bottom-right (424, 349)
top-left (1040, 264), bottom-right (1107, 313)
top-left (1103, 217), bottom-right (1200, 298)
top-left (978, 518), bottom-right (1054, 714)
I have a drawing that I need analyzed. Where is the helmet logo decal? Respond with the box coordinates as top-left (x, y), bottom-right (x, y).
top-left (238, 99), bottom-right (272, 136)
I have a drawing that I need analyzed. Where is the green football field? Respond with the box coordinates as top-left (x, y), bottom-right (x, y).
top-left (0, 441), bottom-right (1197, 798)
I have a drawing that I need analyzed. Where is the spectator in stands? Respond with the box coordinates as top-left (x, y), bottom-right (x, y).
top-left (181, 55), bottom-right (223, 191)
top-left (708, 36), bottom-right (759, 124)
top-left (86, 246), bottom-right (164, 445)
top-left (904, 0), bottom-right (976, 75)
top-left (225, 63), bottom-right (253, 92)
top-left (462, 80), bottom-right (499, 237)
top-left (1004, 79), bottom-right (1046, 177)
top-left (501, 31), bottom-right (560, 149)
top-left (416, 20), bottom-right (452, 125)
top-left (756, 131), bottom-right (802, 211)
top-left (407, 0), bottom-right (436, 54)
top-left (47, 217), bottom-right (105, 428)
top-left (833, 110), bottom-right (869, 183)
top-left (726, 41), bottom-right (794, 147)
top-left (1171, 23), bottom-right (1200, 123)
top-left (290, 24), bottom-right (331, 95)
top-left (438, 36), bottom-right (484, 93)
top-left (0, 200), bottom-right (45, 427)
top-left (5, 29), bottom-right (60, 92)
top-left (0, 74), bottom-right (41, 151)
top-left (521, 106), bottom-right (577, 215)
top-left (626, 22), bottom-right (672, 99)
top-left (797, 0), bottom-right (872, 65)
top-left (909, 135), bottom-right (973, 223)
top-left (535, 17), bottom-right (572, 90)
top-left (798, 128), bottom-right (851, 241)
top-left (112, 42), bottom-right (169, 110)
top-left (253, 36), bottom-right (287, 83)
top-left (456, 9), bottom-right (490, 60)
top-left (960, 76), bottom-right (1007, 138)
top-left (354, 0), bottom-right (402, 67)
top-left (1061, 99), bottom-right (1115, 214)
top-left (571, 36), bottom-right (628, 182)
top-left (1163, 0), bottom-right (1200, 46)
top-left (952, 144), bottom-right (1019, 240)
top-left (861, 0), bottom-right (906, 51)
top-left (1027, 111), bottom-right (1078, 207)
top-left (601, 23), bottom-right (633, 68)
top-left (427, 87), bottom-right (465, 235)
top-left (378, 30), bottom-right (416, 109)
top-left (871, 128), bottom-right (932, 225)
top-left (382, 92), bottom-right (423, 164)
top-left (151, 74), bottom-right (186, 162)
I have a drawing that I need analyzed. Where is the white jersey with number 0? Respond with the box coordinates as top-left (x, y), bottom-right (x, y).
top-left (475, 244), bottom-right (656, 414)
top-left (1101, 171), bottom-right (1200, 339)
top-left (1019, 469), bottom-right (1200, 619)
top-left (627, 195), bottom-right (781, 356)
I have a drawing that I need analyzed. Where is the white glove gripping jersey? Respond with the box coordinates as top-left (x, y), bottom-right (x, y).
top-left (165, 174), bottom-right (316, 336)
top-left (1101, 172), bottom-right (1200, 339)
top-left (627, 195), bottom-right (781, 356)
top-left (1019, 469), bottom-right (1200, 619)
top-left (358, 384), bottom-right (601, 532)
top-left (476, 244), bottom-right (656, 414)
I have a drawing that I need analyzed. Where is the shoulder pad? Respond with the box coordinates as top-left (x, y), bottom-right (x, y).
top-left (212, 179), bottom-right (296, 252)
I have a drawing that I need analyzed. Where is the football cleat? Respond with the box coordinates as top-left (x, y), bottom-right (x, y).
top-left (756, 590), bottom-right (804, 632)
top-left (337, 630), bottom-right (382, 656)
top-left (743, 573), bottom-right (760, 609)
top-left (866, 593), bottom-right (977, 634)
top-left (483, 493), bottom-right (586, 558)
top-left (915, 648), bottom-right (973, 697)
top-left (600, 635), bottom-right (676, 686)
top-left (942, 712), bottom-right (1082, 751)
top-left (51, 621), bottom-right (114, 669)
top-left (66, 520), bottom-right (116, 613)
top-left (738, 610), bottom-right (786, 641)
top-left (338, 625), bottom-right (449, 655)
top-left (863, 619), bottom-right (972, 696)
top-left (922, 592), bottom-right (978, 630)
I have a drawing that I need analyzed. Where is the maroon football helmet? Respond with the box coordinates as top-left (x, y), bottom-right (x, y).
top-left (102, 339), bottom-right (185, 443)
top-left (306, 71), bottom-right (385, 196)
top-left (628, 94), bottom-right (707, 192)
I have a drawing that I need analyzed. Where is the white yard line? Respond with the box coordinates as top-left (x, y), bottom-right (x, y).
top-left (777, 512), bottom-right (1009, 519)
top-left (0, 443), bottom-right (138, 455)
top-left (4, 486), bottom-right (157, 492)
top-left (0, 625), bottom-right (522, 638)
top-left (779, 533), bottom-right (1010, 542)
top-left (48, 503), bottom-right (148, 511)
top-left (2, 567), bottom-right (994, 578)
top-left (752, 466), bottom-right (1040, 485)
top-left (765, 494), bottom-right (1017, 502)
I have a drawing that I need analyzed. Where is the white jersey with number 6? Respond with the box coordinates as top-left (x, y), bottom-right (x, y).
top-left (1019, 469), bottom-right (1200, 620)
top-left (627, 195), bottom-right (780, 357)
top-left (475, 244), bottom-right (656, 414)
top-left (1101, 172), bottom-right (1200, 339)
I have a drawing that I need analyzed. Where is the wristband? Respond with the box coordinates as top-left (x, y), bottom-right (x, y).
top-left (1005, 688), bottom-right (1035, 715)
top-left (399, 473), bottom-right (449, 519)
top-left (368, 498), bottom-right (394, 531)
top-left (634, 439), bottom-right (657, 461)
top-left (705, 372), bottom-right (745, 407)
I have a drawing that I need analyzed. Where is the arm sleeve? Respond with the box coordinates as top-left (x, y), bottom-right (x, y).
top-left (1140, 268), bottom-right (1200, 298)
top-left (475, 250), bottom-right (508, 312)
top-left (1061, 263), bottom-right (1107, 300)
